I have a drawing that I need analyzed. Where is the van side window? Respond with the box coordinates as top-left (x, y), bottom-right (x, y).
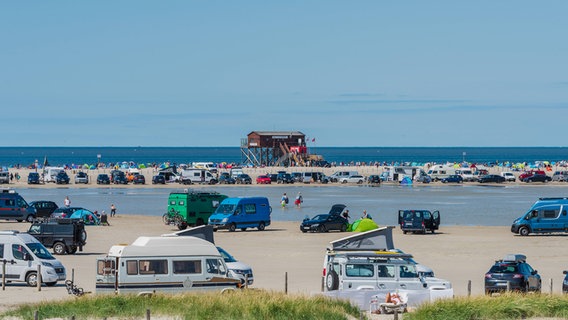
top-left (345, 264), bottom-right (374, 277)
top-left (12, 244), bottom-right (30, 261)
top-left (244, 204), bottom-right (256, 214)
top-left (97, 260), bottom-right (115, 275)
top-left (399, 265), bottom-right (418, 278)
top-left (6, 199), bottom-right (15, 206)
top-left (378, 265), bottom-right (395, 278)
top-left (206, 258), bottom-right (226, 275)
top-left (126, 260), bottom-right (138, 275)
top-left (0, 244), bottom-right (3, 259)
top-left (173, 260), bottom-right (202, 274)
top-left (543, 209), bottom-right (560, 219)
top-left (139, 259), bottom-right (168, 275)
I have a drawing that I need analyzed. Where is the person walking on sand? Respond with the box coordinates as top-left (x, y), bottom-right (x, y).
top-left (110, 204), bottom-right (117, 217)
top-left (362, 210), bottom-right (368, 219)
top-left (64, 196), bottom-right (71, 208)
top-left (295, 192), bottom-right (303, 208)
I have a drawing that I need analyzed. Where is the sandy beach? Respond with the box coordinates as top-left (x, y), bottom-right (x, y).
top-left (1, 213), bottom-right (567, 313)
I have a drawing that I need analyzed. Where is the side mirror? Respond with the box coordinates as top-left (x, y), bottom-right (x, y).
top-left (23, 252), bottom-right (32, 261)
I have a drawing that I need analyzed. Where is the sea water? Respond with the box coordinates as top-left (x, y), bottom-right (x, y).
top-left (15, 184), bottom-right (566, 227)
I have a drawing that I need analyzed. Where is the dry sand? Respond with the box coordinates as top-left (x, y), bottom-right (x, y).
top-left (1, 214), bottom-right (567, 313)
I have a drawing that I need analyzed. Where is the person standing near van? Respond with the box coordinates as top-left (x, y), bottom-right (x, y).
top-left (295, 192), bottom-right (303, 208)
top-left (64, 196), bottom-right (71, 208)
top-left (110, 204), bottom-right (117, 217)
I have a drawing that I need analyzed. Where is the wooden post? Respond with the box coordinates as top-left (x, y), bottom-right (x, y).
top-left (467, 280), bottom-right (471, 297)
top-left (34, 310), bottom-right (38, 320)
top-left (506, 281), bottom-right (511, 292)
top-left (37, 264), bottom-right (41, 292)
top-left (321, 276), bottom-right (324, 292)
top-left (146, 309), bottom-right (151, 320)
top-left (245, 274), bottom-right (248, 289)
top-left (394, 309), bottom-right (399, 320)
top-left (285, 272), bottom-right (288, 294)
top-left (2, 261), bottom-right (6, 291)
top-left (549, 278), bottom-right (553, 294)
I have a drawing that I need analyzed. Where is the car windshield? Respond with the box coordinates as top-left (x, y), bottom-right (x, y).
top-left (312, 214), bottom-right (329, 220)
top-left (26, 242), bottom-right (55, 260)
top-left (217, 247), bottom-right (237, 263)
top-left (216, 204), bottom-right (236, 214)
top-left (489, 264), bottom-right (518, 273)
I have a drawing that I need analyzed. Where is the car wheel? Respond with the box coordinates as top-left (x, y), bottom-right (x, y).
top-left (258, 222), bottom-right (265, 231)
top-left (26, 272), bottom-right (38, 287)
top-left (177, 223), bottom-right (188, 230)
top-left (326, 270), bottom-right (339, 291)
top-left (519, 226), bottom-right (530, 236)
top-left (341, 180), bottom-right (347, 184)
top-left (340, 224), bottom-right (347, 232)
top-left (229, 223), bottom-right (237, 232)
top-left (26, 215), bottom-right (35, 223)
top-left (318, 225), bottom-right (326, 233)
top-left (241, 228), bottom-right (247, 231)
top-left (53, 242), bottom-right (66, 255)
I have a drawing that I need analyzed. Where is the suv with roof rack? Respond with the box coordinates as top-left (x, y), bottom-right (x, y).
top-left (28, 218), bottom-right (87, 255)
top-left (484, 254), bottom-right (541, 294)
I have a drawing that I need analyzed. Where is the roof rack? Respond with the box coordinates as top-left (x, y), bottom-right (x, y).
top-left (0, 230), bottom-right (19, 235)
top-left (502, 254), bottom-right (526, 263)
top-left (539, 197), bottom-right (568, 201)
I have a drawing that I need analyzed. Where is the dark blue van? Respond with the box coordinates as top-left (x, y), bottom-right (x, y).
top-left (398, 209), bottom-right (440, 234)
top-left (208, 197), bottom-right (271, 232)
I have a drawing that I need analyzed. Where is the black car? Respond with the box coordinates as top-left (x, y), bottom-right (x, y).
top-left (484, 254), bottom-right (541, 294)
top-left (268, 174), bottom-right (278, 182)
top-left (110, 170), bottom-right (128, 184)
top-left (29, 200), bottom-right (59, 218)
top-left (291, 172), bottom-right (303, 182)
top-left (218, 173), bottom-right (236, 184)
top-left (367, 175), bottom-right (381, 185)
top-left (28, 219), bottom-right (87, 255)
top-left (478, 174), bottom-right (506, 183)
top-left (152, 175), bottom-right (166, 184)
top-left (300, 204), bottom-right (349, 233)
top-left (523, 174), bottom-right (552, 183)
top-left (132, 174), bottom-right (146, 184)
top-left (398, 209), bottom-right (440, 234)
top-left (276, 173), bottom-right (294, 184)
top-left (55, 171), bottom-right (70, 184)
top-left (96, 173), bottom-right (111, 184)
top-left (51, 207), bottom-right (83, 219)
top-left (441, 175), bottom-right (463, 183)
top-left (28, 172), bottom-right (41, 184)
top-left (235, 174), bottom-right (252, 184)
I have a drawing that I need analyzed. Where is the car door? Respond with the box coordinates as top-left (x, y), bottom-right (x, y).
top-left (377, 264), bottom-right (398, 290)
top-left (532, 205), bottom-right (561, 232)
top-left (6, 244), bottom-right (33, 282)
top-left (522, 263), bottom-right (540, 290)
top-left (432, 210), bottom-right (441, 230)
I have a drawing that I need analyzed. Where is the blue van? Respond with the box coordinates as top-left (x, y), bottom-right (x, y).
top-left (511, 197), bottom-right (568, 236)
top-left (208, 197), bottom-right (271, 232)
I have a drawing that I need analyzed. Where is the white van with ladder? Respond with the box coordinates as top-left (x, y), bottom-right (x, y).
top-left (95, 235), bottom-right (241, 295)
top-left (179, 168), bottom-right (218, 185)
top-left (42, 167), bottom-right (65, 183)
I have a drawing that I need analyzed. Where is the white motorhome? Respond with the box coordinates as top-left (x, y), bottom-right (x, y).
top-left (427, 165), bottom-right (458, 181)
top-left (0, 230), bottom-right (66, 286)
top-left (42, 167), bottom-right (65, 183)
top-left (95, 235), bottom-right (241, 295)
top-left (180, 168), bottom-right (217, 185)
top-left (380, 166), bottom-right (428, 182)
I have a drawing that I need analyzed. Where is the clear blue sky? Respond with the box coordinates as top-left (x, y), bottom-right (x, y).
top-left (1, 1), bottom-right (567, 147)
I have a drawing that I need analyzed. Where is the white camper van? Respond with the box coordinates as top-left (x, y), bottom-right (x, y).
top-left (180, 168), bottom-right (218, 185)
top-left (427, 165), bottom-right (457, 181)
top-left (0, 230), bottom-right (66, 286)
top-left (95, 235), bottom-right (241, 295)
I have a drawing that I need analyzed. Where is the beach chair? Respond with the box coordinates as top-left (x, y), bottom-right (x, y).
top-left (100, 214), bottom-right (110, 226)
top-left (378, 292), bottom-right (408, 314)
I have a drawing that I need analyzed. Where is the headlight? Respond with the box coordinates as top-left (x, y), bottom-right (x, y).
top-left (41, 262), bottom-right (54, 268)
top-left (222, 218), bottom-right (228, 223)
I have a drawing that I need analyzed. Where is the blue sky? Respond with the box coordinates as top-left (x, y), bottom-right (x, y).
top-left (1, 1), bottom-right (567, 147)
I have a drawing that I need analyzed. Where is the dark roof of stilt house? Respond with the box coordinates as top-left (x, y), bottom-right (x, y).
top-left (247, 131), bottom-right (305, 137)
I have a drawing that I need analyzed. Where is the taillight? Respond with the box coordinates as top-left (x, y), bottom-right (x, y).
top-left (513, 274), bottom-right (523, 279)
top-left (485, 273), bottom-right (492, 279)
top-left (323, 268), bottom-right (326, 277)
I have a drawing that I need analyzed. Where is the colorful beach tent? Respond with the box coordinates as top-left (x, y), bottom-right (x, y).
top-left (69, 209), bottom-right (100, 225)
top-left (400, 176), bottom-right (413, 185)
top-left (350, 218), bottom-right (379, 232)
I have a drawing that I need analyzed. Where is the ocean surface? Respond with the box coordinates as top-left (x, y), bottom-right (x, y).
top-left (14, 184), bottom-right (568, 227)
top-left (2, 146), bottom-right (568, 168)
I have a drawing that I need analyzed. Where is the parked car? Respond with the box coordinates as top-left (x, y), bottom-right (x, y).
top-left (339, 175), bottom-right (365, 184)
top-left (300, 204), bottom-right (349, 233)
top-left (267, 174), bottom-right (278, 182)
top-left (367, 175), bottom-right (381, 185)
top-left (518, 170), bottom-right (546, 181)
top-left (523, 174), bottom-right (552, 183)
top-left (478, 174), bottom-right (506, 183)
top-left (235, 174), bottom-right (252, 184)
top-left (218, 173), bottom-right (236, 184)
top-left (256, 175), bottom-right (271, 184)
top-left (217, 246), bottom-right (254, 285)
top-left (28, 219), bottom-right (87, 255)
top-left (398, 209), bottom-right (440, 234)
top-left (276, 172), bottom-right (294, 184)
top-left (441, 175), bottom-right (463, 183)
top-left (55, 171), bottom-right (70, 184)
top-left (51, 207), bottom-right (84, 219)
top-left (501, 172), bottom-right (516, 182)
top-left (291, 172), bottom-right (303, 182)
top-left (152, 175), bottom-right (166, 184)
top-left (27, 172), bottom-right (41, 184)
top-left (74, 172), bottom-right (89, 184)
top-left (484, 254), bottom-right (541, 294)
top-left (110, 170), bottom-right (128, 184)
top-left (132, 174), bottom-right (146, 184)
top-left (552, 171), bottom-right (568, 182)
top-left (28, 200), bottom-right (59, 219)
top-left (96, 174), bottom-right (111, 184)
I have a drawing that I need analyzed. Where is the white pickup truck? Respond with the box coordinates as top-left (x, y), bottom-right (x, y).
top-left (500, 172), bottom-right (516, 182)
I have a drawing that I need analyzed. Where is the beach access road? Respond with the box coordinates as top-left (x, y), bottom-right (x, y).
top-left (1, 216), bottom-right (567, 312)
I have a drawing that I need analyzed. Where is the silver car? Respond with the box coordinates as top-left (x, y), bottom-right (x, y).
top-left (74, 172), bottom-right (89, 184)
